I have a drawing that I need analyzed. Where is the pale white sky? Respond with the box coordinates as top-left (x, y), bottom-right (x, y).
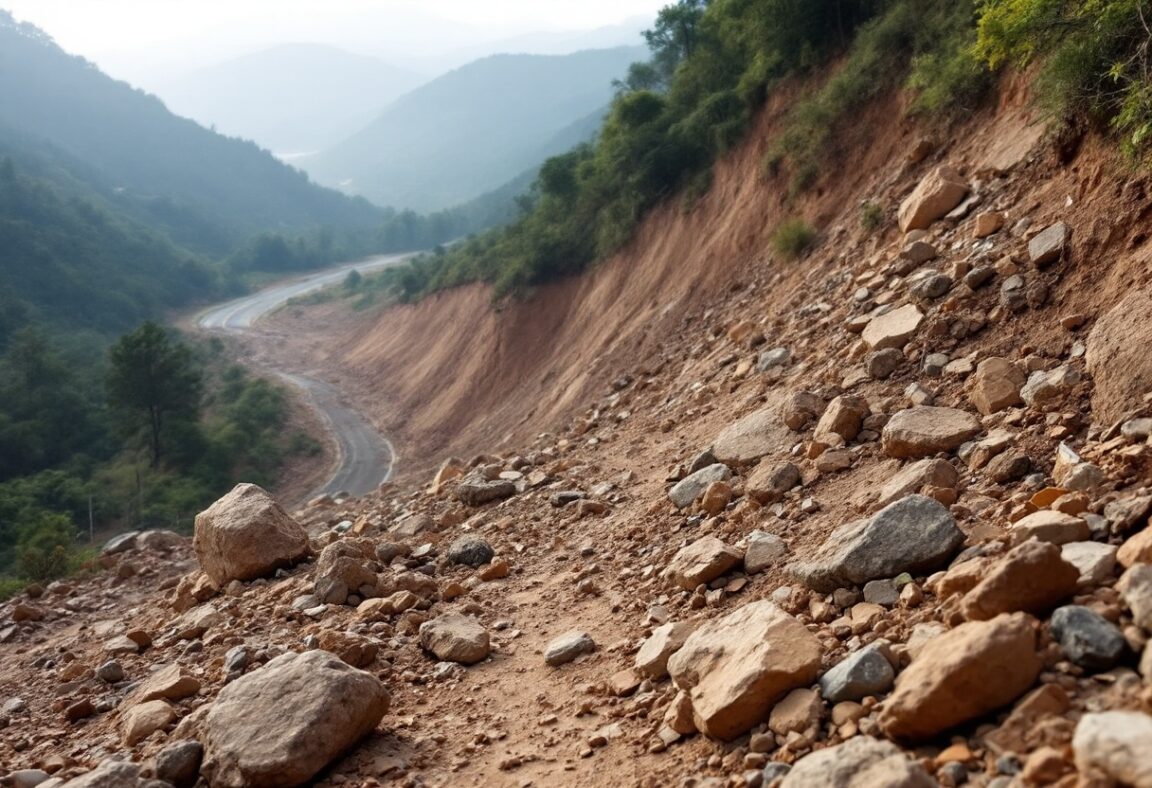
top-left (4, 1), bottom-right (665, 85)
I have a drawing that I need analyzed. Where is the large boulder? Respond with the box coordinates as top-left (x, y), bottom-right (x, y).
top-left (665, 536), bottom-right (743, 591)
top-left (193, 484), bottom-right (309, 584)
top-left (666, 600), bottom-right (821, 740)
top-left (710, 400), bottom-right (791, 465)
top-left (1087, 290), bottom-right (1152, 425)
top-left (1072, 711), bottom-right (1152, 787)
top-left (878, 613), bottom-right (1041, 741)
top-left (792, 495), bottom-right (964, 593)
top-left (960, 540), bottom-right (1079, 621)
top-left (781, 736), bottom-right (934, 788)
top-left (419, 614), bottom-right (490, 665)
top-left (198, 650), bottom-right (390, 788)
top-left (898, 166), bottom-right (969, 232)
top-left (881, 407), bottom-right (981, 458)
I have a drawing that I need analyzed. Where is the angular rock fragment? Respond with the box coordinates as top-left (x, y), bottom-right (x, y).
top-left (862, 305), bottom-right (924, 351)
top-left (668, 463), bottom-right (731, 509)
top-left (898, 166), bottom-right (969, 232)
top-left (961, 540), bottom-right (1079, 621)
top-left (881, 407), bottom-right (981, 458)
top-left (419, 614), bottom-right (490, 665)
top-left (635, 621), bottom-right (694, 679)
top-left (781, 736), bottom-right (934, 787)
top-left (1072, 711), bottom-right (1152, 787)
top-left (666, 536), bottom-right (742, 591)
top-left (193, 484), bottom-right (309, 584)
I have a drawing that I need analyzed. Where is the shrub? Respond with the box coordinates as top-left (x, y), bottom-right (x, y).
top-left (860, 200), bottom-right (885, 231)
top-left (771, 218), bottom-right (817, 258)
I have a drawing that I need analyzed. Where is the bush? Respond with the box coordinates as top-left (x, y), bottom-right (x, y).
top-left (860, 200), bottom-right (885, 231)
top-left (771, 218), bottom-right (817, 258)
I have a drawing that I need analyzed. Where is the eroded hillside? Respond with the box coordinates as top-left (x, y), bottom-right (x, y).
top-left (4, 50), bottom-right (1152, 788)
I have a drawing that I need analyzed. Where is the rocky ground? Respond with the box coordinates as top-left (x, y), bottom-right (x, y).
top-left (5, 135), bottom-right (1152, 788)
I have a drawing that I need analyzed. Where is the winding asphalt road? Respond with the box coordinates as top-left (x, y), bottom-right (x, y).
top-left (197, 254), bottom-right (410, 498)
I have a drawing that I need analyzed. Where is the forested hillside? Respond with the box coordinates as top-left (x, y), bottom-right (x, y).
top-left (302, 46), bottom-right (644, 211)
top-left (0, 11), bottom-right (381, 255)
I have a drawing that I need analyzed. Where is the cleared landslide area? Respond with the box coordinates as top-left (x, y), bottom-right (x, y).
top-left (6, 74), bottom-right (1152, 788)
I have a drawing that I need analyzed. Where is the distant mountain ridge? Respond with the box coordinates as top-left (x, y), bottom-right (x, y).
top-left (156, 43), bottom-right (426, 156)
top-left (301, 46), bottom-right (644, 212)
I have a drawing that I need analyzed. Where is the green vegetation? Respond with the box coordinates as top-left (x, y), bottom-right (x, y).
top-left (860, 200), bottom-right (885, 232)
top-left (0, 324), bottom-right (315, 588)
top-left (771, 218), bottom-right (817, 258)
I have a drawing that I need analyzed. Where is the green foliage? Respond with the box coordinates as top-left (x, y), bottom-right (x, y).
top-left (771, 217), bottom-right (818, 258)
top-left (106, 323), bottom-right (203, 468)
top-left (975, 0), bottom-right (1152, 158)
top-left (860, 200), bottom-right (885, 231)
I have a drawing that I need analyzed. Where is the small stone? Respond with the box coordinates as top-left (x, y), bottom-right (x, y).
top-left (635, 622), bottom-right (694, 679)
top-left (818, 644), bottom-right (895, 703)
top-left (746, 462), bottom-right (801, 505)
top-left (745, 531), bottom-right (788, 574)
top-left (419, 614), bottom-right (491, 665)
top-left (123, 700), bottom-right (176, 745)
top-left (446, 536), bottom-right (494, 567)
top-left (545, 631), bottom-right (596, 667)
top-left (1011, 511), bottom-right (1090, 547)
top-left (1118, 564), bottom-right (1152, 629)
top-left (154, 740), bottom-right (203, 788)
top-left (135, 664), bottom-right (201, 703)
top-left (97, 660), bottom-right (125, 684)
top-left (866, 348), bottom-right (904, 380)
top-left (699, 480), bottom-right (732, 516)
top-left (666, 536), bottom-right (743, 591)
top-left (1061, 541), bottom-right (1118, 587)
top-left (1028, 222), bottom-right (1069, 268)
top-left (669, 463), bottom-right (732, 508)
top-left (974, 211), bottom-right (1005, 237)
top-left (768, 688), bottom-right (823, 736)
top-left (1073, 711), bottom-right (1152, 787)
top-left (1050, 605), bottom-right (1126, 671)
top-left (898, 166), bottom-right (969, 232)
top-left (882, 407), bottom-right (981, 458)
top-left (455, 474), bottom-right (516, 506)
top-left (961, 540), bottom-right (1079, 621)
top-left (968, 357), bottom-right (1025, 415)
top-left (910, 273), bottom-right (953, 300)
top-left (863, 579), bottom-right (899, 607)
top-left (781, 736), bottom-right (933, 786)
top-left (862, 305), bottom-right (925, 351)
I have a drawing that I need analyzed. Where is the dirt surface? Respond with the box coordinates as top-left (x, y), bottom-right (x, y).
top-left (6, 69), bottom-right (1152, 788)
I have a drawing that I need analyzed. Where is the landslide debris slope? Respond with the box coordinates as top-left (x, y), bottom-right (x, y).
top-left (8, 39), bottom-right (1152, 788)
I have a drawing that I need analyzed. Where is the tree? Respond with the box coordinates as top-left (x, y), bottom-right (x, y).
top-left (644, 0), bottom-right (711, 89)
top-left (106, 322), bottom-right (202, 467)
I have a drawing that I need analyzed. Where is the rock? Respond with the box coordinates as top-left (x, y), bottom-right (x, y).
top-left (11, 603), bottom-right (43, 622)
top-left (781, 736), bottom-right (934, 787)
top-left (793, 495), bottom-right (963, 593)
top-left (123, 700), bottom-right (176, 745)
top-left (198, 650), bottom-right (389, 788)
top-left (862, 305), bottom-right (924, 351)
top-left (881, 406), bottom-right (981, 458)
top-left (866, 348), bottom-right (904, 379)
top-left (1011, 510), bottom-right (1090, 546)
top-left (1061, 541), bottom-right (1118, 587)
top-left (986, 451), bottom-right (1031, 483)
top-left (910, 272), bottom-right (952, 300)
top-left (455, 474), bottom-right (516, 506)
top-left (1118, 564), bottom-right (1152, 629)
top-left (97, 660), bottom-right (125, 684)
top-left (875, 459), bottom-right (958, 509)
top-left (316, 630), bottom-right (378, 668)
top-left (711, 403), bottom-right (791, 464)
top-left (192, 484), bottom-right (309, 584)
top-left (669, 463), bottom-right (732, 508)
top-left (8, 770), bottom-right (51, 788)
top-left (863, 579), bottom-right (899, 606)
top-left (699, 480), bottom-right (732, 516)
top-left (635, 622), bottom-right (695, 679)
top-left (901, 239), bottom-right (937, 264)
top-left (757, 347), bottom-right (791, 371)
top-left (666, 536), bottom-right (743, 591)
top-left (136, 664), bottom-right (201, 703)
top-left (768, 688), bottom-right (823, 736)
top-left (1001, 274), bottom-right (1028, 311)
top-left (154, 740), bottom-right (203, 788)
top-left (898, 165), bottom-right (969, 232)
top-left (313, 542), bottom-right (377, 604)
top-left (58, 761), bottom-right (144, 788)
top-left (745, 462), bottom-right (800, 505)
top-left (780, 391), bottom-right (826, 431)
top-left (1050, 605), bottom-right (1126, 670)
top-left (446, 535), bottom-right (494, 567)
top-left (1028, 222), bottom-right (1069, 268)
top-left (544, 631), bottom-right (596, 666)
top-left (1020, 366), bottom-right (1077, 410)
top-left (819, 644), bottom-right (895, 703)
top-left (138, 529), bottom-right (186, 552)
top-left (965, 266), bottom-right (995, 289)
top-left (968, 357), bottom-right (1025, 415)
top-left (962, 540), bottom-right (1079, 621)
top-left (878, 613), bottom-right (1042, 741)
top-left (172, 605), bottom-right (221, 641)
top-left (1086, 290), bottom-right (1152, 424)
top-left (430, 457), bottom-right (466, 494)
top-left (745, 530), bottom-right (788, 574)
top-left (975, 211), bottom-right (1005, 237)
top-left (666, 600), bottom-right (821, 740)
top-left (419, 614), bottom-right (491, 665)
top-left (814, 395), bottom-right (870, 442)
top-left (1119, 527), bottom-right (1152, 568)
top-left (102, 531), bottom-right (141, 554)
top-left (1072, 711), bottom-right (1152, 787)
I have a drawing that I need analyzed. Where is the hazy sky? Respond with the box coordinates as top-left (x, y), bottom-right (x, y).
top-left (4, 1), bottom-right (665, 85)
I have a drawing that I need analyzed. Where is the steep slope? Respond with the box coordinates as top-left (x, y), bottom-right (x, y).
top-left (0, 12), bottom-right (380, 254)
top-left (155, 44), bottom-right (425, 156)
top-left (301, 46), bottom-right (644, 211)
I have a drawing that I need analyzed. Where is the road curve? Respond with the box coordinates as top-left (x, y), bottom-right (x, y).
top-left (197, 254), bottom-right (411, 498)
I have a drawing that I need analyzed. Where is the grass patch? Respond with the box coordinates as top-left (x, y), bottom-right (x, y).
top-left (772, 218), bottom-right (817, 258)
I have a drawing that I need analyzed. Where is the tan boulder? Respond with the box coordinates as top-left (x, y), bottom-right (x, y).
top-left (881, 407), bottom-right (981, 458)
top-left (862, 305), bottom-right (924, 351)
top-left (745, 462), bottom-right (801, 504)
top-left (814, 395), bottom-right (870, 442)
top-left (635, 621), bottom-right (695, 679)
top-left (898, 166), bottom-right (969, 232)
top-left (1119, 527), bottom-right (1152, 568)
top-left (193, 484), bottom-right (309, 584)
top-left (1086, 289), bottom-right (1152, 424)
top-left (710, 398), bottom-right (791, 464)
top-left (781, 736), bottom-right (934, 787)
top-left (1073, 711), bottom-right (1152, 787)
top-left (874, 458), bottom-right (959, 509)
top-left (135, 664), bottom-right (200, 703)
top-left (666, 600), bottom-right (822, 740)
top-left (961, 540), bottom-right (1079, 621)
top-left (1010, 510), bottom-right (1090, 546)
top-left (665, 537), bottom-right (743, 591)
top-left (198, 650), bottom-right (389, 788)
top-left (123, 700), bottom-right (176, 746)
top-left (418, 614), bottom-right (490, 665)
top-left (878, 613), bottom-right (1041, 741)
top-left (968, 357), bottom-right (1025, 415)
